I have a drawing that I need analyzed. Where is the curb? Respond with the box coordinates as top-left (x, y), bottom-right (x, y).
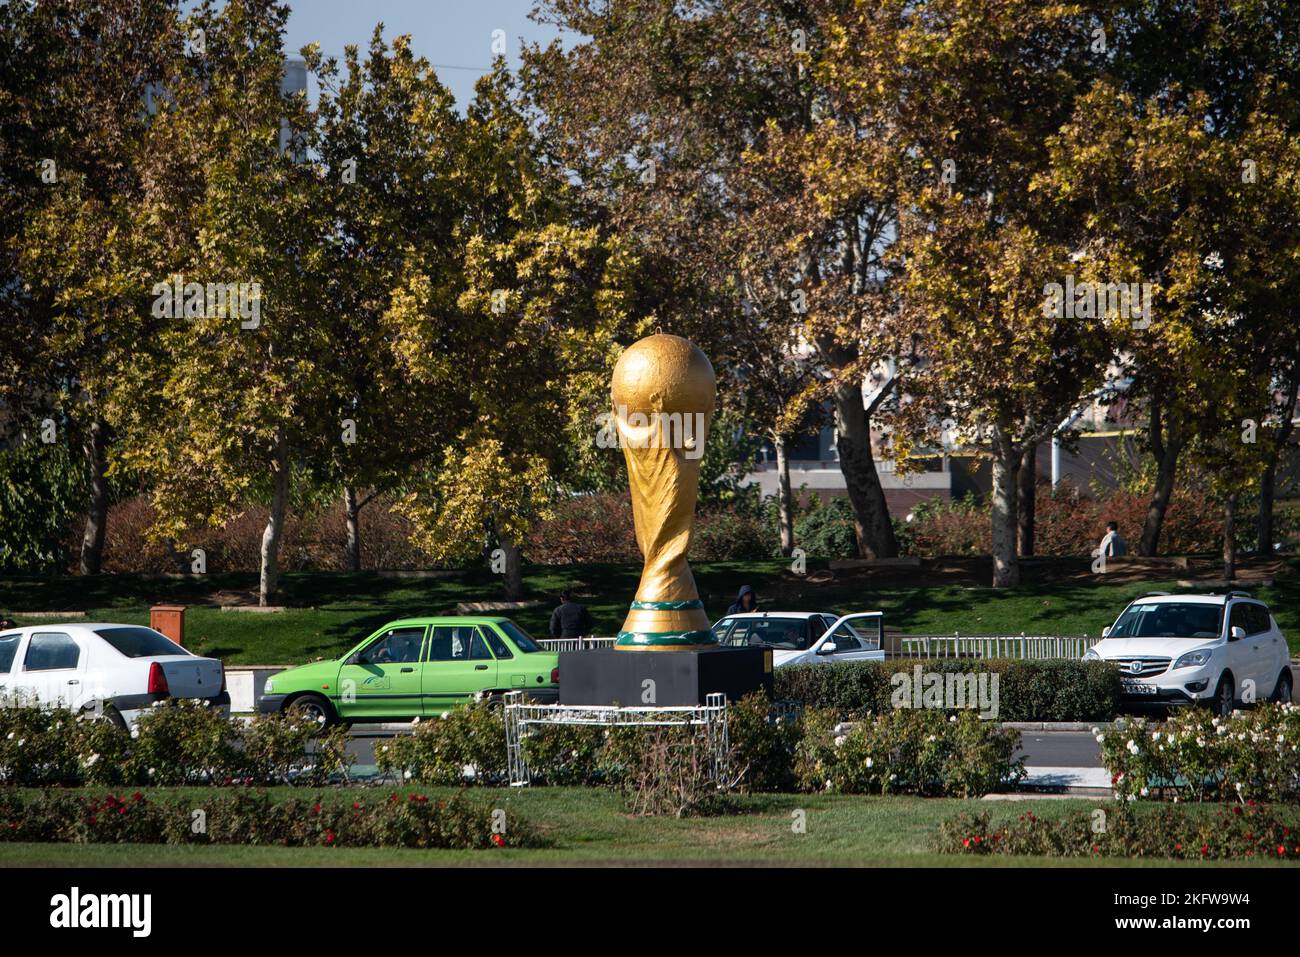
top-left (1002, 722), bottom-right (1116, 732)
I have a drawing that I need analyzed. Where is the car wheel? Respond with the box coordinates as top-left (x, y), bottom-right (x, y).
top-left (83, 704), bottom-right (127, 730)
top-left (1271, 669), bottom-right (1294, 705)
top-left (1212, 674), bottom-right (1235, 717)
top-left (286, 693), bottom-right (335, 728)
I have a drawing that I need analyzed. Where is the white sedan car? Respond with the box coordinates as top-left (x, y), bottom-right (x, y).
top-left (0, 623), bottom-right (228, 729)
top-left (711, 610), bottom-right (886, 667)
top-left (1084, 592), bottom-right (1294, 716)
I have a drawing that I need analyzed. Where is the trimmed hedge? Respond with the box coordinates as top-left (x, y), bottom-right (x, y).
top-left (0, 789), bottom-right (545, 849)
top-left (774, 659), bottom-right (1122, 722)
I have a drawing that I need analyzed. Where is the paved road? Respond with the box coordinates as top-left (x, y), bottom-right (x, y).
top-left (343, 727), bottom-right (1104, 769)
top-left (1014, 731), bottom-right (1101, 767)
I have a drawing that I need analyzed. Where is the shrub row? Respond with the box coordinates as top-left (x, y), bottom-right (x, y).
top-left (378, 696), bottom-right (1024, 807)
top-left (0, 789), bottom-right (543, 849)
top-left (774, 659), bottom-right (1122, 722)
top-left (1098, 704), bottom-right (1300, 802)
top-left (0, 699), bottom-right (352, 787)
top-left (935, 802), bottom-right (1300, 861)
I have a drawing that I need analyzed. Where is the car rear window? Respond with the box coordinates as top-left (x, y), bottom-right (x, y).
top-left (0, 634), bottom-right (19, 674)
top-left (497, 620), bottom-right (543, 653)
top-left (95, 626), bottom-right (186, 658)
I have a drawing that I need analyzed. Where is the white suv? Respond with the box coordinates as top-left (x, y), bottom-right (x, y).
top-left (1084, 592), bottom-right (1294, 716)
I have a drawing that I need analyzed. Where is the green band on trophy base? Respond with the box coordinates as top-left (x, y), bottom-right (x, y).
top-left (615, 629), bottom-right (716, 649)
top-left (629, 599), bottom-right (704, 611)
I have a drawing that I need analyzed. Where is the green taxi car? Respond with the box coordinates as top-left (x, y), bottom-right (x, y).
top-left (259, 617), bottom-right (559, 725)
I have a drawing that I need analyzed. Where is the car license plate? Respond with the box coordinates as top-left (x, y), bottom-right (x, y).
top-left (1121, 680), bottom-right (1157, 695)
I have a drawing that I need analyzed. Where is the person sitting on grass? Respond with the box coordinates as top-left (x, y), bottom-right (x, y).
top-left (1099, 520), bottom-right (1128, 557)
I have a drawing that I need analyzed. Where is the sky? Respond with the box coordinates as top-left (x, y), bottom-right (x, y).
top-left (175, 1), bottom-right (568, 108)
top-left (277, 0), bottom-right (567, 108)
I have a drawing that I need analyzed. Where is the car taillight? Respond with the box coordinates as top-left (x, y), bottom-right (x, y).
top-left (148, 661), bottom-right (170, 696)
top-left (551, 667), bottom-right (560, 685)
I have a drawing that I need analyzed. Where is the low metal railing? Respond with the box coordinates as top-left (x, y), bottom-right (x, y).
top-left (896, 633), bottom-right (1099, 660)
top-left (503, 691), bottom-right (729, 787)
top-left (536, 636), bottom-right (617, 651)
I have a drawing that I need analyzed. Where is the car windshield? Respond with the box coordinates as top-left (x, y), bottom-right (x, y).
top-left (1108, 602), bottom-right (1224, 640)
top-left (497, 620), bottom-right (543, 653)
top-left (719, 617), bottom-right (813, 651)
top-left (95, 626), bottom-right (187, 658)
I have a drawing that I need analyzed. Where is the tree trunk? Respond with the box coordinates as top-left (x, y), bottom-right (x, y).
top-left (343, 486), bottom-right (361, 572)
top-left (79, 417), bottom-right (109, 576)
top-left (1017, 443), bottom-right (1036, 557)
top-left (1223, 492), bottom-right (1237, 581)
top-left (498, 532), bottom-right (523, 600)
top-left (1258, 371), bottom-right (1299, 554)
top-left (1138, 445), bottom-right (1180, 556)
top-left (830, 380), bottom-right (897, 559)
top-left (259, 432), bottom-right (290, 606)
top-left (774, 433), bottom-right (795, 556)
top-left (990, 431), bottom-right (1020, 588)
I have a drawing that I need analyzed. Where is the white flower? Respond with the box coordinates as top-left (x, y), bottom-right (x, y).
top-left (412, 716), bottom-right (421, 726)
top-left (833, 736), bottom-right (846, 747)
top-left (865, 756), bottom-right (873, 768)
top-left (5, 732), bottom-right (12, 740)
top-left (84, 754), bottom-right (99, 767)
top-left (1127, 740), bottom-right (1140, 755)
top-left (1203, 251), bottom-right (1224, 270)
top-left (404, 770), bottom-right (412, 780)
top-left (462, 764), bottom-right (477, 780)
top-left (147, 767), bottom-right (155, 777)
top-left (440, 711), bottom-right (450, 720)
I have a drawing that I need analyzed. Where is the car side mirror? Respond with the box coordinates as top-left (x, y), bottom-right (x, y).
top-left (1230, 626), bottom-right (1246, 641)
top-left (817, 642), bottom-right (837, 655)
top-left (1101, 626), bottom-right (1111, 638)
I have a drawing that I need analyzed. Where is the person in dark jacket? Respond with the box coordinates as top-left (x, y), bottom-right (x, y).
top-left (550, 590), bottom-right (594, 639)
top-left (725, 584), bottom-right (758, 615)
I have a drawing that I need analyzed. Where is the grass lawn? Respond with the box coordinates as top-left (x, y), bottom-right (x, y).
top-left (2, 559), bottom-right (1299, 664)
top-left (1, 786), bottom-right (1292, 867)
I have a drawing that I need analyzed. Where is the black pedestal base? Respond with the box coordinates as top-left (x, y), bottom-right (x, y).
top-left (557, 646), bottom-right (773, 706)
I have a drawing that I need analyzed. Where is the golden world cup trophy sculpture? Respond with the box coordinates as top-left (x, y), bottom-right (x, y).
top-left (611, 333), bottom-right (717, 650)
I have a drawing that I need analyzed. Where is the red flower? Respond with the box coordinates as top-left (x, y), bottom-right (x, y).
top-left (1278, 845), bottom-right (1286, 856)
top-left (132, 792), bottom-right (143, 802)
top-left (491, 833), bottom-right (505, 847)
top-left (325, 830), bottom-right (336, 845)
top-left (1091, 845), bottom-right (1100, 855)
top-left (1200, 845), bottom-right (1209, 856)
top-left (1232, 806), bottom-right (1243, 816)
top-left (352, 802), bottom-right (361, 811)
top-left (962, 838), bottom-right (971, 848)
top-left (313, 803), bottom-right (322, 814)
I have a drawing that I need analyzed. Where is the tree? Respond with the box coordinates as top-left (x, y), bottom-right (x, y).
top-left (306, 30), bottom-right (475, 571)
top-left (886, 1), bottom-right (1114, 586)
top-left (523, 0), bottom-right (907, 559)
top-left (109, 0), bottom-right (325, 604)
top-left (392, 65), bottom-right (638, 597)
top-left (4, 0), bottom-right (182, 575)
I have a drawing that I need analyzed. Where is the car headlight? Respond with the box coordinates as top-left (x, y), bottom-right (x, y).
top-left (1083, 648), bottom-right (1101, 661)
top-left (1173, 649), bottom-right (1212, 670)
top-left (263, 678), bottom-right (275, 694)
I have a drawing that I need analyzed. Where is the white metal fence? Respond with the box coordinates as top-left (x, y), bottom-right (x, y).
top-left (536, 636), bottom-right (617, 651)
top-left (537, 633), bottom-right (1098, 660)
top-left (503, 691), bottom-right (729, 786)
top-left (896, 633), bottom-right (1099, 660)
